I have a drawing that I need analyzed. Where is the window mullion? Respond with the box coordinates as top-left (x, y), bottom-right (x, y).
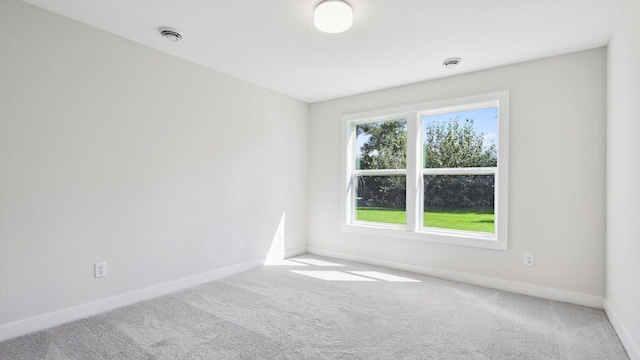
top-left (405, 112), bottom-right (420, 232)
top-left (354, 169), bottom-right (407, 176)
top-left (422, 167), bottom-right (496, 175)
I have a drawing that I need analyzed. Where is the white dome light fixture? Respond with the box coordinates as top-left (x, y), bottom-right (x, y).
top-left (314, 0), bottom-right (353, 34)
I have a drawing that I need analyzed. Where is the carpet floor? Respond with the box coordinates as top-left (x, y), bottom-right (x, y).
top-left (0, 255), bottom-right (629, 359)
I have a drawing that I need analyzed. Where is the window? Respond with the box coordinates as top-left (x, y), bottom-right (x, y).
top-left (354, 118), bottom-right (407, 227)
top-left (342, 92), bottom-right (509, 250)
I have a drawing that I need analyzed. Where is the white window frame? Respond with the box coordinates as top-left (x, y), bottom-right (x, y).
top-left (341, 91), bottom-right (509, 250)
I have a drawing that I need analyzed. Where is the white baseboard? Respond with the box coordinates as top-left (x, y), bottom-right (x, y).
top-left (0, 258), bottom-right (264, 342)
top-left (307, 247), bottom-right (604, 308)
top-left (604, 299), bottom-right (640, 360)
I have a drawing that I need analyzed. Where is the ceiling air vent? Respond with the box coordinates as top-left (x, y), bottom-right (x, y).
top-left (442, 57), bottom-right (461, 69)
top-left (159, 27), bottom-right (182, 41)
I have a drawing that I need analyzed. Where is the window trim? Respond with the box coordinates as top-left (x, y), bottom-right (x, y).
top-left (341, 91), bottom-right (509, 250)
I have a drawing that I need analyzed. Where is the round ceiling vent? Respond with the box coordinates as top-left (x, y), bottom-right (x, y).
top-left (159, 27), bottom-right (182, 41)
top-left (442, 57), bottom-right (461, 69)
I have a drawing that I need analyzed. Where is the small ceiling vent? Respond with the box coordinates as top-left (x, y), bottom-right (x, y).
top-left (442, 57), bottom-right (461, 69)
top-left (159, 27), bottom-right (182, 41)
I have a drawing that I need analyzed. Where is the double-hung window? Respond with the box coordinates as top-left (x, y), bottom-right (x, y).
top-left (342, 91), bottom-right (509, 250)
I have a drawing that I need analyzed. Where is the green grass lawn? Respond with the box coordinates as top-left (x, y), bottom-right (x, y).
top-left (356, 207), bottom-right (494, 233)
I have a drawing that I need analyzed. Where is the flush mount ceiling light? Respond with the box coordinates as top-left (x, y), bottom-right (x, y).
top-left (314, 0), bottom-right (353, 34)
top-left (442, 57), bottom-right (462, 69)
top-left (159, 26), bottom-right (182, 41)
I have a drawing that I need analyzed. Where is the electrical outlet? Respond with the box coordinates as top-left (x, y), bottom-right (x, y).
top-left (95, 262), bottom-right (107, 278)
top-left (524, 254), bottom-right (535, 267)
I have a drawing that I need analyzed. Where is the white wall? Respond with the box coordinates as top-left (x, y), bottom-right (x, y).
top-left (0, 0), bottom-right (307, 334)
top-left (2, 0), bottom-right (632, 350)
top-left (308, 49), bottom-right (607, 303)
top-left (605, 0), bottom-right (640, 358)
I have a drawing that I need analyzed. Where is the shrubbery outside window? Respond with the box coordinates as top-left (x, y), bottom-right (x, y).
top-left (342, 92), bottom-right (509, 250)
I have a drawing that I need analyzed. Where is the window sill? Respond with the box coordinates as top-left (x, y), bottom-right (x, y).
top-left (341, 222), bottom-right (507, 250)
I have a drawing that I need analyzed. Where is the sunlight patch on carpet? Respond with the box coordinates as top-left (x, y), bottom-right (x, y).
top-left (289, 270), bottom-right (377, 281)
top-left (348, 271), bottom-right (421, 282)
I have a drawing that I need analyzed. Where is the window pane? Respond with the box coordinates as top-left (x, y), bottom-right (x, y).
top-left (423, 175), bottom-right (494, 233)
top-left (423, 107), bottom-right (498, 168)
top-left (356, 119), bottom-right (407, 170)
top-left (355, 175), bottom-right (406, 225)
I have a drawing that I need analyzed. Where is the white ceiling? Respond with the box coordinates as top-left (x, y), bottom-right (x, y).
top-left (21, 0), bottom-right (627, 103)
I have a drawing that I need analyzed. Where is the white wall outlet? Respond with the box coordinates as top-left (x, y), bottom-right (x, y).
top-left (524, 254), bottom-right (535, 267)
top-left (95, 262), bottom-right (107, 278)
